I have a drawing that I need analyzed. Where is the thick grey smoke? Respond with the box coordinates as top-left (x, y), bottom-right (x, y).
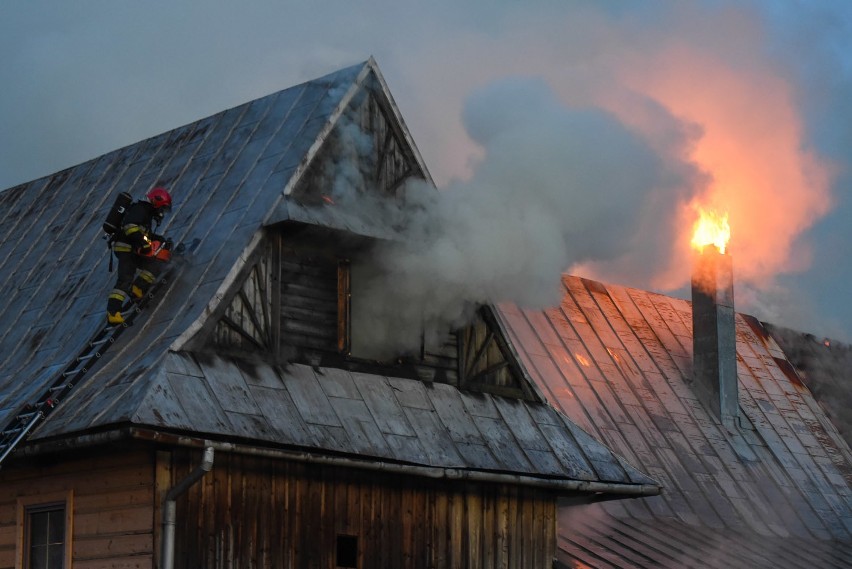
top-left (351, 78), bottom-right (701, 357)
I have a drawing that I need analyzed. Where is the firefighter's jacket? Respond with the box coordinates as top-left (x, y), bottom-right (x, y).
top-left (112, 201), bottom-right (161, 255)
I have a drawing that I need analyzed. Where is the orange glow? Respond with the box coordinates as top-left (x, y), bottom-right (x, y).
top-left (581, 32), bottom-right (836, 292)
top-left (636, 47), bottom-right (833, 287)
top-left (691, 207), bottom-right (730, 254)
top-left (574, 353), bottom-right (591, 367)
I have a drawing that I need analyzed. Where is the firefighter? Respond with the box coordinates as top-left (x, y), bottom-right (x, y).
top-left (106, 187), bottom-right (173, 324)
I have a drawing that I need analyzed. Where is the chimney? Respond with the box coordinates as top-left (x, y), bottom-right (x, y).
top-left (691, 246), bottom-right (738, 425)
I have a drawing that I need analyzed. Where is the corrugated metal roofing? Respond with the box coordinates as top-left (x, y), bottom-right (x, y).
top-left (0, 60), bottom-right (658, 493)
top-left (498, 275), bottom-right (852, 565)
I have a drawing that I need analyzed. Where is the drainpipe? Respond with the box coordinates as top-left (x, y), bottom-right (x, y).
top-left (160, 446), bottom-right (214, 569)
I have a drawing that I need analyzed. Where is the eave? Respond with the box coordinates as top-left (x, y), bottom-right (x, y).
top-left (15, 425), bottom-right (662, 500)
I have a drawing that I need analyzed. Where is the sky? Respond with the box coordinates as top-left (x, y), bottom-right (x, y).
top-left (2, 0), bottom-right (852, 341)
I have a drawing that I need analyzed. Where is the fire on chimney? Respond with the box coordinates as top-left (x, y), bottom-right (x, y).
top-left (691, 208), bottom-right (738, 427)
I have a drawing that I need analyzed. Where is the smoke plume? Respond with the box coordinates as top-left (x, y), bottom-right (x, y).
top-left (352, 78), bottom-right (702, 357)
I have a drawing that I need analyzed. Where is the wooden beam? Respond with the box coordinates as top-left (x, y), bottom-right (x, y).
top-left (238, 286), bottom-right (269, 349)
top-left (376, 124), bottom-right (393, 189)
top-left (220, 314), bottom-right (266, 351)
top-left (387, 165), bottom-right (414, 196)
top-left (465, 329), bottom-right (495, 379)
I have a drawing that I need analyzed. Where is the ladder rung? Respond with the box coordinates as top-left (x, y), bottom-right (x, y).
top-left (16, 412), bottom-right (37, 422)
top-left (90, 336), bottom-right (114, 347)
top-left (49, 384), bottom-right (70, 392)
top-left (63, 367), bottom-right (85, 377)
top-left (77, 352), bottom-right (99, 362)
top-left (2, 428), bottom-right (22, 437)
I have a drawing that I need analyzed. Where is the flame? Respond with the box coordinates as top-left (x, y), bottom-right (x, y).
top-left (691, 207), bottom-right (730, 254)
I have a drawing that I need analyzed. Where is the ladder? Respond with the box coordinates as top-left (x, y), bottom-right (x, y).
top-left (0, 270), bottom-right (175, 468)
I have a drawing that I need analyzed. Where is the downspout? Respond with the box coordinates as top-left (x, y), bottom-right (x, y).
top-left (160, 446), bottom-right (214, 569)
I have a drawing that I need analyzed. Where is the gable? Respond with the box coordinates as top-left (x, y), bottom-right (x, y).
top-left (291, 69), bottom-right (425, 206)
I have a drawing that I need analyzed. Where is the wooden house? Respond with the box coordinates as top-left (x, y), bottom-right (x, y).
top-left (0, 59), bottom-right (660, 569)
top-left (2, 57), bottom-right (849, 569)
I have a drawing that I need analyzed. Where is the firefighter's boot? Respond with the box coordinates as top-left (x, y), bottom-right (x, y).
top-left (107, 288), bottom-right (128, 325)
top-left (131, 270), bottom-right (155, 299)
top-left (107, 311), bottom-right (125, 325)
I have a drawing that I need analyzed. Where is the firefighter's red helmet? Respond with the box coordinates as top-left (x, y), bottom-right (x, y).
top-left (146, 187), bottom-right (172, 210)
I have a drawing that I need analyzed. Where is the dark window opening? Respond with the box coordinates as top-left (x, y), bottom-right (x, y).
top-left (336, 534), bottom-right (358, 568)
top-left (26, 503), bottom-right (65, 569)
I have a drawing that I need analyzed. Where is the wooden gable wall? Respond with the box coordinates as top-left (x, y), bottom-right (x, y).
top-left (292, 70), bottom-right (421, 206)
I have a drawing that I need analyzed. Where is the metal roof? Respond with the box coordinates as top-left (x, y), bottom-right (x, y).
top-left (34, 351), bottom-right (656, 487)
top-left (497, 275), bottom-right (852, 565)
top-left (555, 506), bottom-right (852, 568)
top-left (0, 61), bottom-right (657, 494)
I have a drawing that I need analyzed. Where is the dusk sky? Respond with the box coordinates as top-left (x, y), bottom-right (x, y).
top-left (2, 1), bottom-right (852, 341)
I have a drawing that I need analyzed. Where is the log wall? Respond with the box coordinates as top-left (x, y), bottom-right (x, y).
top-left (168, 449), bottom-right (557, 569)
top-left (0, 449), bottom-right (155, 569)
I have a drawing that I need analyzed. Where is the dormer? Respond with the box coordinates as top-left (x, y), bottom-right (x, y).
top-left (184, 60), bottom-right (539, 401)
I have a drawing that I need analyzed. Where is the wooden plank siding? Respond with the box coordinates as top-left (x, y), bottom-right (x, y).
top-left (0, 449), bottom-right (155, 569)
top-left (280, 247), bottom-right (345, 354)
top-left (167, 449), bottom-right (557, 569)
